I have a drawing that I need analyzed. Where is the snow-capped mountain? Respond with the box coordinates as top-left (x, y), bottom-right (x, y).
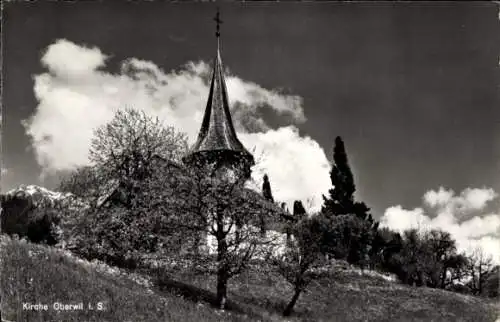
top-left (2, 184), bottom-right (88, 210)
top-left (5, 184), bottom-right (71, 201)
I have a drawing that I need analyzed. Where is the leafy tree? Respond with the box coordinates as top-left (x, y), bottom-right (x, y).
top-left (272, 216), bottom-right (326, 316)
top-left (423, 229), bottom-right (457, 288)
top-left (378, 228), bottom-right (468, 290)
top-left (368, 226), bottom-right (395, 270)
top-left (320, 136), bottom-right (375, 265)
top-left (88, 108), bottom-right (188, 209)
top-left (293, 200), bottom-right (307, 219)
top-left (321, 214), bottom-right (374, 267)
top-left (58, 109), bottom-right (189, 268)
top-left (262, 174), bottom-right (274, 203)
top-left (386, 229), bottom-right (430, 286)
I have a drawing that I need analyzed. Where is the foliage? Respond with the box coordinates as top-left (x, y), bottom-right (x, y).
top-left (58, 109), bottom-right (190, 269)
top-left (262, 174), bottom-right (274, 203)
top-left (87, 108), bottom-right (188, 209)
top-left (321, 136), bottom-right (371, 222)
top-left (292, 200), bottom-right (306, 219)
top-left (368, 227), bottom-right (401, 270)
top-left (319, 214), bottom-right (375, 267)
top-left (320, 136), bottom-right (376, 266)
top-left (0, 193), bottom-right (65, 246)
top-left (271, 216), bottom-right (327, 316)
top-left (374, 227), bottom-right (475, 292)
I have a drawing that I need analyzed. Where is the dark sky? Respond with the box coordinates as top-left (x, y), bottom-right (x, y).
top-left (2, 2), bottom-right (500, 218)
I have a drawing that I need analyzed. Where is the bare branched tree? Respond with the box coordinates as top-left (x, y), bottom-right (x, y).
top-left (146, 162), bottom-right (285, 309)
top-left (466, 247), bottom-right (494, 296)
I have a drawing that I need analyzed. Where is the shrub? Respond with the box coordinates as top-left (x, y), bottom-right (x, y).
top-left (1, 193), bottom-right (62, 246)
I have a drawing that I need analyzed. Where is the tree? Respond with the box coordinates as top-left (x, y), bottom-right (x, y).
top-left (320, 137), bottom-right (375, 265)
top-left (466, 247), bottom-right (494, 296)
top-left (423, 229), bottom-right (457, 288)
top-left (272, 216), bottom-right (326, 316)
top-left (387, 229), bottom-right (431, 286)
top-left (321, 136), bottom-right (370, 221)
top-left (376, 228), bottom-right (466, 289)
top-left (262, 174), bottom-right (274, 203)
top-left (58, 109), bottom-right (190, 268)
top-left (293, 200), bottom-right (306, 219)
top-left (147, 162), bottom-right (285, 309)
top-left (259, 174), bottom-right (276, 234)
top-left (88, 108), bottom-right (188, 209)
top-left (322, 214), bottom-right (374, 267)
top-left (368, 226), bottom-right (394, 270)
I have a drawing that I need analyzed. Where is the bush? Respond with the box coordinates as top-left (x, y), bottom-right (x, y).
top-left (320, 214), bottom-right (374, 267)
top-left (59, 201), bottom-right (182, 269)
top-left (1, 193), bottom-right (61, 246)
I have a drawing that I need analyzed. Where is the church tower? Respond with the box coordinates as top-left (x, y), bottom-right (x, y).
top-left (182, 9), bottom-right (254, 180)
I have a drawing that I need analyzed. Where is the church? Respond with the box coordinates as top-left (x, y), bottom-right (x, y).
top-left (179, 10), bottom-right (291, 256)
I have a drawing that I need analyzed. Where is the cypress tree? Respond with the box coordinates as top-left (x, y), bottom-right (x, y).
top-left (321, 136), bottom-right (378, 265)
top-left (322, 136), bottom-right (370, 221)
top-left (262, 174), bottom-right (274, 203)
top-left (293, 200), bottom-right (306, 219)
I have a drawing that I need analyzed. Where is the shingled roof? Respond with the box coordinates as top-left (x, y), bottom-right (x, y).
top-left (183, 13), bottom-right (254, 167)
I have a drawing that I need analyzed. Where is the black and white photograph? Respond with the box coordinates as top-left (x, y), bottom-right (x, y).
top-left (1, 2), bottom-right (499, 321)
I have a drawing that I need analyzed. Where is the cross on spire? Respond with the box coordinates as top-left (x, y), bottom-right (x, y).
top-left (214, 7), bottom-right (223, 38)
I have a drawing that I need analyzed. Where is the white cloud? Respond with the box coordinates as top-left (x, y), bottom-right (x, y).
top-left (242, 126), bottom-right (331, 213)
top-left (381, 187), bottom-right (500, 264)
top-left (461, 187), bottom-right (498, 210)
top-left (41, 39), bottom-right (107, 78)
top-left (380, 206), bottom-right (430, 232)
top-left (24, 39), bottom-right (330, 212)
top-left (423, 186), bottom-right (454, 208)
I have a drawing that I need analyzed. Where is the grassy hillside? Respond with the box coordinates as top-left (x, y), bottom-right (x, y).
top-left (0, 236), bottom-right (255, 322)
top-left (1, 236), bottom-right (498, 322)
top-left (153, 263), bottom-right (499, 322)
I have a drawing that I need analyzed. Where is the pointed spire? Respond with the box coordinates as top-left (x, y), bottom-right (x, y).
top-left (184, 9), bottom-right (254, 168)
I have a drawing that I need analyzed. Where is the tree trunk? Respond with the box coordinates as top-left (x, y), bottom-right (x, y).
top-left (283, 288), bottom-right (302, 316)
top-left (216, 210), bottom-right (228, 309)
top-left (478, 269), bottom-right (483, 296)
top-left (216, 268), bottom-right (228, 309)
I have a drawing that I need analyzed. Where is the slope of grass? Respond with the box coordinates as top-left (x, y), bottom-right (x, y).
top-left (151, 261), bottom-right (499, 322)
top-left (1, 235), bottom-right (498, 322)
top-left (0, 236), bottom-right (255, 322)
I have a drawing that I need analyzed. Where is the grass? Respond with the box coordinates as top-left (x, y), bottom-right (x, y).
top-left (151, 261), bottom-right (499, 322)
top-left (1, 235), bottom-right (498, 322)
top-left (0, 236), bottom-right (254, 322)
